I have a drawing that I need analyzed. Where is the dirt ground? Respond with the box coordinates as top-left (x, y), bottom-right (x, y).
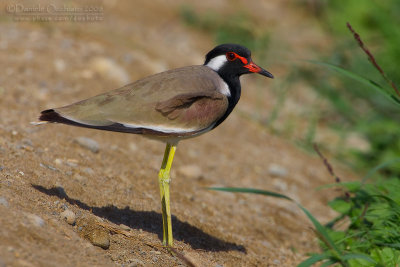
top-left (0, 1), bottom-right (353, 266)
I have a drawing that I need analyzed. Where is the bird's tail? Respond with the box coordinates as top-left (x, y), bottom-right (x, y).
top-left (31, 109), bottom-right (62, 126)
top-left (30, 109), bottom-right (73, 126)
top-left (38, 109), bottom-right (63, 123)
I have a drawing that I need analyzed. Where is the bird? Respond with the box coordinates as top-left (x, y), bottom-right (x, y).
top-left (38, 43), bottom-right (273, 247)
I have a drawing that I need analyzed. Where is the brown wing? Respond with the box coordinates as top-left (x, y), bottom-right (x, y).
top-left (40, 65), bottom-right (229, 137)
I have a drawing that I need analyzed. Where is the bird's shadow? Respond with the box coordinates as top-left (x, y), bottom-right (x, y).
top-left (32, 184), bottom-right (246, 253)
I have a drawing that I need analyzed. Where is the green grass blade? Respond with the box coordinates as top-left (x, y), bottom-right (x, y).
top-left (297, 253), bottom-right (332, 267)
top-left (362, 158), bottom-right (400, 183)
top-left (341, 253), bottom-right (376, 263)
top-left (376, 243), bottom-right (400, 249)
top-left (295, 203), bottom-right (342, 257)
top-left (208, 187), bottom-right (292, 200)
top-left (316, 181), bottom-right (361, 192)
top-left (308, 61), bottom-right (400, 105)
top-left (208, 187), bottom-right (343, 258)
top-left (370, 194), bottom-right (400, 209)
top-left (319, 259), bottom-right (337, 267)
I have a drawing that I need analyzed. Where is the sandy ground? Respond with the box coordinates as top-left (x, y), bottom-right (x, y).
top-left (0, 1), bottom-right (353, 266)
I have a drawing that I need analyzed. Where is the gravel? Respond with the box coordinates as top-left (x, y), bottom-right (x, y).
top-left (60, 209), bottom-right (76, 225)
top-left (82, 167), bottom-right (95, 175)
top-left (26, 213), bottom-right (45, 227)
top-left (268, 164), bottom-right (288, 178)
top-left (127, 258), bottom-right (145, 267)
top-left (86, 228), bottom-right (110, 249)
top-left (177, 164), bottom-right (202, 179)
top-left (90, 56), bottom-right (130, 84)
top-left (0, 197), bottom-right (9, 207)
top-left (74, 137), bottom-right (100, 153)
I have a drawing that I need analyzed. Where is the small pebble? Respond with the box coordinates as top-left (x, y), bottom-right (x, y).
top-left (40, 163), bottom-right (58, 171)
top-left (119, 224), bottom-right (130, 231)
top-left (54, 58), bottom-right (66, 73)
top-left (90, 56), bottom-right (130, 84)
top-left (0, 197), bottom-right (9, 207)
top-left (268, 164), bottom-right (288, 178)
top-left (26, 213), bottom-right (45, 227)
top-left (87, 229), bottom-right (110, 249)
top-left (54, 158), bottom-right (63, 166)
top-left (129, 143), bottom-right (137, 152)
top-left (127, 258), bottom-right (144, 267)
top-left (22, 139), bottom-right (33, 147)
top-left (73, 173), bottom-right (87, 183)
top-left (60, 209), bottom-right (76, 225)
top-left (0, 166), bottom-right (3, 171)
top-left (187, 149), bottom-right (199, 158)
top-left (66, 158), bottom-right (79, 167)
top-left (273, 180), bottom-right (288, 191)
top-left (66, 162), bottom-right (77, 168)
top-left (18, 143), bottom-right (34, 152)
top-left (177, 164), bottom-right (202, 179)
top-left (74, 137), bottom-right (99, 153)
top-left (82, 167), bottom-right (94, 175)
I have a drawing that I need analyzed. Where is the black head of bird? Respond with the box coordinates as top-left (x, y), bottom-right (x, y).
top-left (205, 43), bottom-right (274, 79)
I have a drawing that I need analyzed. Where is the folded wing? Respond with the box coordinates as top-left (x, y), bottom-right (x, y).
top-left (40, 66), bottom-right (229, 137)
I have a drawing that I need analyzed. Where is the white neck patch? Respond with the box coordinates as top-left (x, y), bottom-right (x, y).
top-left (218, 80), bottom-right (231, 97)
top-left (205, 55), bottom-right (227, 72)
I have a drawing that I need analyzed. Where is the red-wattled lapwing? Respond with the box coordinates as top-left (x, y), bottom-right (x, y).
top-left (37, 43), bottom-right (273, 247)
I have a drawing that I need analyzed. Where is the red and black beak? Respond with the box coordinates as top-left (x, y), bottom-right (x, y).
top-left (244, 61), bottom-right (274, 78)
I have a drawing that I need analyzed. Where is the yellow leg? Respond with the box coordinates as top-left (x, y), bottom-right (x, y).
top-left (158, 142), bottom-right (177, 247)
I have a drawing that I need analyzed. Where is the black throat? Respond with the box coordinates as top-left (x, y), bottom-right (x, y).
top-left (212, 70), bottom-right (242, 129)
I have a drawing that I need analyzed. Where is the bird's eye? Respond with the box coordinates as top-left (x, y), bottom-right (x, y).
top-left (226, 52), bottom-right (237, 61)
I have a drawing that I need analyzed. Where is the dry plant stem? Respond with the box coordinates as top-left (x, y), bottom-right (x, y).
top-left (313, 144), bottom-right (339, 181)
top-left (313, 144), bottom-right (350, 199)
top-left (346, 22), bottom-right (400, 98)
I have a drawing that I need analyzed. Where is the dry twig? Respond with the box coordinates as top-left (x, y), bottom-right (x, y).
top-left (346, 22), bottom-right (400, 98)
top-left (313, 144), bottom-right (350, 199)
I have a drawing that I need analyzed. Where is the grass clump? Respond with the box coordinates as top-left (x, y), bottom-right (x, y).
top-left (210, 156), bottom-right (400, 266)
top-left (324, 177), bottom-right (400, 266)
top-left (301, 1), bottom-right (400, 175)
